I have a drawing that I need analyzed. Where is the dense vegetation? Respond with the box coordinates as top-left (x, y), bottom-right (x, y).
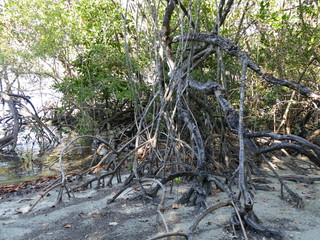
top-left (0, 0), bottom-right (319, 239)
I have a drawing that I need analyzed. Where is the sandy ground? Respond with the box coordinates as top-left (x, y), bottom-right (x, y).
top-left (1, 168), bottom-right (320, 240)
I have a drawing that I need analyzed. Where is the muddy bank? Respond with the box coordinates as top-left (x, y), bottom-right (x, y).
top-left (1, 171), bottom-right (320, 240)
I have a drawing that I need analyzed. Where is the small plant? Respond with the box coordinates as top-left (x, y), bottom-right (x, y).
top-left (127, 164), bottom-right (133, 171)
top-left (173, 177), bottom-right (182, 185)
top-left (173, 177), bottom-right (182, 200)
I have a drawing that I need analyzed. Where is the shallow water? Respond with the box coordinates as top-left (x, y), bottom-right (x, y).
top-left (0, 74), bottom-right (63, 185)
top-left (0, 128), bottom-right (100, 185)
top-left (0, 126), bottom-right (73, 185)
top-left (0, 152), bottom-right (59, 185)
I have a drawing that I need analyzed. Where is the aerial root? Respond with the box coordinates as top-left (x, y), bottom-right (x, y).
top-left (27, 181), bottom-right (62, 212)
top-left (189, 201), bottom-right (232, 232)
top-left (243, 213), bottom-right (283, 239)
top-left (228, 203), bottom-right (283, 240)
top-left (107, 177), bottom-right (166, 210)
top-left (147, 201), bottom-right (232, 240)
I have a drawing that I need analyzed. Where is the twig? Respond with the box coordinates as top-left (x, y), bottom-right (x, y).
top-left (157, 210), bottom-right (169, 233)
top-left (27, 182), bottom-right (62, 212)
top-left (188, 201), bottom-right (231, 234)
top-left (146, 232), bottom-right (189, 240)
top-left (230, 200), bottom-right (248, 240)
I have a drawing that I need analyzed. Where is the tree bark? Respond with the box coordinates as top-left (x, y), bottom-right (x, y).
top-left (0, 93), bottom-right (20, 151)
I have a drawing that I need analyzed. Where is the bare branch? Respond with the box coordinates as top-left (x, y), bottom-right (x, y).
top-left (172, 33), bottom-right (320, 100)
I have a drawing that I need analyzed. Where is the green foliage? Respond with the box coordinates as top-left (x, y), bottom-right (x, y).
top-left (74, 0), bottom-right (126, 46)
top-left (1, 0), bottom-right (75, 59)
top-left (251, 0), bottom-right (319, 79)
top-left (0, 0), bottom-right (319, 135)
top-left (54, 48), bottom-right (137, 109)
top-left (174, 177), bottom-right (182, 184)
